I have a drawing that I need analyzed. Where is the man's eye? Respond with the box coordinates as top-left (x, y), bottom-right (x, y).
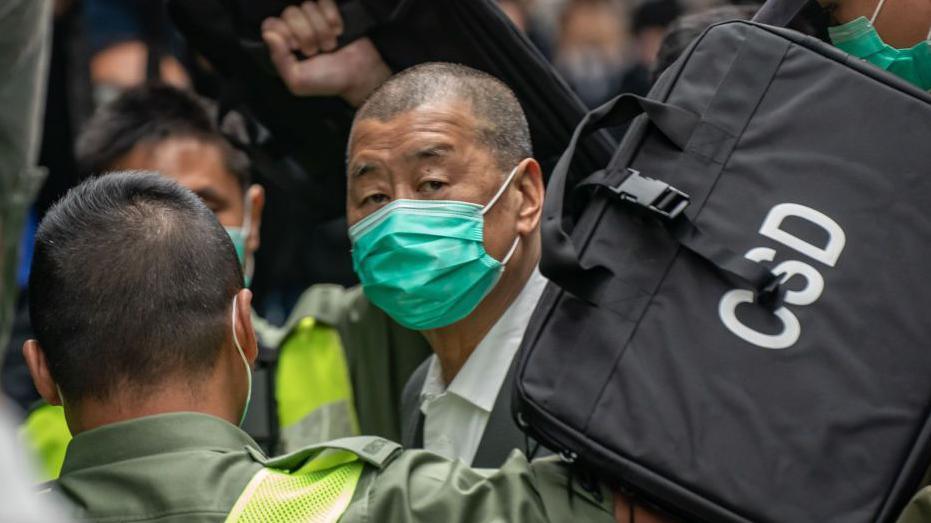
top-left (364, 193), bottom-right (390, 205)
top-left (419, 180), bottom-right (446, 193)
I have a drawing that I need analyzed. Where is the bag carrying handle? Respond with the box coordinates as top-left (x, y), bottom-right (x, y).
top-left (540, 93), bottom-right (783, 308)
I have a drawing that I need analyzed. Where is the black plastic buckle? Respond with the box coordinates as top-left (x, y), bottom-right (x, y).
top-left (609, 169), bottom-right (690, 220)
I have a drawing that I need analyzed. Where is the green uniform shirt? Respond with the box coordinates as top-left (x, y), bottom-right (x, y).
top-left (52, 412), bottom-right (615, 523)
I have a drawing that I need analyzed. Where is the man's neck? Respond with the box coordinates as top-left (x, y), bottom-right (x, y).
top-left (422, 243), bottom-right (540, 385)
top-left (65, 375), bottom-right (241, 435)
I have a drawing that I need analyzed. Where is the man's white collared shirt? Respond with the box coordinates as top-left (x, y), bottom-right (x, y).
top-left (418, 267), bottom-right (548, 465)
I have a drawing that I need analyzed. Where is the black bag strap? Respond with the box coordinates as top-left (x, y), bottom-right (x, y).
top-left (540, 93), bottom-right (782, 307)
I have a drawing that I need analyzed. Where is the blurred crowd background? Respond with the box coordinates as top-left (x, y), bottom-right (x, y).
top-left (3, 0), bottom-right (762, 413)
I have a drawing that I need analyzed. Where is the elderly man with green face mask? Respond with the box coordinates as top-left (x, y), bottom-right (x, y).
top-left (262, 2), bottom-right (551, 468)
top-left (343, 64), bottom-right (551, 467)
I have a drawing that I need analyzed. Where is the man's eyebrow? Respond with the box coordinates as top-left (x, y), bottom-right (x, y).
top-left (350, 163), bottom-right (378, 178)
top-left (411, 144), bottom-right (454, 160)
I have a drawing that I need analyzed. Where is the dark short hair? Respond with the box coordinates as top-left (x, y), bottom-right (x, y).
top-left (29, 172), bottom-right (243, 403)
top-left (75, 84), bottom-right (251, 191)
top-left (653, 4), bottom-right (760, 81)
top-left (353, 62), bottom-right (532, 170)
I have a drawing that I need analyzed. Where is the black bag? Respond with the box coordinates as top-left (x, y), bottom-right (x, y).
top-left (514, 17), bottom-right (931, 523)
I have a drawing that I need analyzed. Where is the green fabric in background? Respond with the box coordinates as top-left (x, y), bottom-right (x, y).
top-left (0, 0), bottom-right (50, 367)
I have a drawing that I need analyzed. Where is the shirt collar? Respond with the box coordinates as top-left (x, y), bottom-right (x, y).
top-left (60, 412), bottom-right (259, 476)
top-left (421, 267), bottom-right (548, 412)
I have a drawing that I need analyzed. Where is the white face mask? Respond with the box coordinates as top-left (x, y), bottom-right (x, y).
top-left (231, 294), bottom-right (252, 426)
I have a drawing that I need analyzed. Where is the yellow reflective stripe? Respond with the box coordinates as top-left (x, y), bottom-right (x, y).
top-left (226, 468), bottom-right (270, 522)
top-left (20, 403), bottom-right (70, 480)
top-left (226, 461), bottom-right (364, 523)
top-left (276, 319), bottom-right (358, 436)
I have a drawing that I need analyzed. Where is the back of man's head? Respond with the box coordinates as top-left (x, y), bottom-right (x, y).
top-left (29, 172), bottom-right (243, 405)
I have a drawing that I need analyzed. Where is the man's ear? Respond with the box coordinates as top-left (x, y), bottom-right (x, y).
top-left (514, 158), bottom-right (545, 236)
top-left (245, 184), bottom-right (265, 255)
top-left (233, 289), bottom-right (258, 367)
top-left (22, 340), bottom-right (61, 406)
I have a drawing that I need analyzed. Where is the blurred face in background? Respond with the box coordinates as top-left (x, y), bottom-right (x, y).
top-left (111, 137), bottom-right (265, 273)
top-left (498, 0), bottom-right (530, 32)
top-left (555, 0), bottom-right (629, 106)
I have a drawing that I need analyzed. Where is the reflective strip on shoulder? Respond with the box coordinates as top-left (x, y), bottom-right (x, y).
top-left (225, 461), bottom-right (364, 522)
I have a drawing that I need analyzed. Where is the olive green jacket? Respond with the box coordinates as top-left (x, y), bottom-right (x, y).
top-left (52, 412), bottom-right (615, 523)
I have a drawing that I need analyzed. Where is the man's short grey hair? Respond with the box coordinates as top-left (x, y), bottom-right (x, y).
top-left (353, 62), bottom-right (532, 170)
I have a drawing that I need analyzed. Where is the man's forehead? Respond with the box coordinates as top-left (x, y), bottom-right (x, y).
top-left (349, 101), bottom-right (482, 155)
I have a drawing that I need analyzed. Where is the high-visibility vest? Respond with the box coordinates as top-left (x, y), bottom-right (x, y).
top-left (274, 317), bottom-right (358, 453)
top-left (226, 437), bottom-right (400, 523)
top-left (20, 402), bottom-right (69, 480)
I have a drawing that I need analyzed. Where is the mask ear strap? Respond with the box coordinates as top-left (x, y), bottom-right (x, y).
top-left (482, 165), bottom-right (522, 215)
top-left (232, 294), bottom-right (243, 353)
top-left (500, 236), bottom-right (521, 266)
top-left (870, 0), bottom-right (887, 25)
top-left (231, 294), bottom-right (252, 426)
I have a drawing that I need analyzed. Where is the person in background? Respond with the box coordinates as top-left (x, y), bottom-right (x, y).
top-left (499, 0), bottom-right (531, 31)
top-left (618, 0), bottom-right (684, 95)
top-left (652, 3), bottom-right (759, 80)
top-left (84, 0), bottom-right (190, 106)
top-left (25, 171), bottom-right (648, 522)
top-left (554, 0), bottom-right (631, 107)
top-left (823, 0), bottom-right (931, 91)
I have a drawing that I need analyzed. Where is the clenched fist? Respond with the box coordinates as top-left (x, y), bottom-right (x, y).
top-left (262, 0), bottom-right (392, 106)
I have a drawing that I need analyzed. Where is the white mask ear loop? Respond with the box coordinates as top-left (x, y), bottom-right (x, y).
top-left (231, 294), bottom-right (252, 426)
top-left (870, 0), bottom-right (887, 25)
top-left (500, 235), bottom-right (521, 267)
top-left (482, 165), bottom-right (521, 215)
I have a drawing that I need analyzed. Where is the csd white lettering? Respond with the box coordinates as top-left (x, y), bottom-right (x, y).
top-left (718, 203), bottom-right (845, 350)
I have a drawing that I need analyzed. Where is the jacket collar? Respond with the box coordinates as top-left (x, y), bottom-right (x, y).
top-left (60, 412), bottom-right (259, 476)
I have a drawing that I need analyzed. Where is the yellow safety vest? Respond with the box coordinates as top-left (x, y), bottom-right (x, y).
top-left (227, 437), bottom-right (400, 523)
top-left (20, 402), bottom-right (69, 480)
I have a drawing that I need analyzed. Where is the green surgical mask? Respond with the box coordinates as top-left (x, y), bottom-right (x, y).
top-left (828, 0), bottom-right (931, 91)
top-left (224, 198), bottom-right (254, 287)
top-left (349, 166), bottom-right (521, 330)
